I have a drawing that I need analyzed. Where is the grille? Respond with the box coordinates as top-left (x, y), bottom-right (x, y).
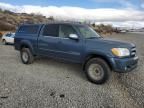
top-left (131, 47), bottom-right (136, 57)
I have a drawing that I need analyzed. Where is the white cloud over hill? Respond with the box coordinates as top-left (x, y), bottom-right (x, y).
top-left (0, 2), bottom-right (144, 28)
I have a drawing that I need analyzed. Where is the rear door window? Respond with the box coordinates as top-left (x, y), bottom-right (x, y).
top-left (42, 24), bottom-right (59, 37)
top-left (18, 25), bottom-right (39, 34)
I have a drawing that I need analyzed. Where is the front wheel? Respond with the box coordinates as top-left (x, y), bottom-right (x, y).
top-left (2, 40), bottom-right (7, 45)
top-left (85, 58), bottom-right (111, 84)
top-left (20, 48), bottom-right (34, 64)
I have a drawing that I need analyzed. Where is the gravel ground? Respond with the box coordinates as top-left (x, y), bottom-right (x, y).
top-left (0, 32), bottom-right (144, 108)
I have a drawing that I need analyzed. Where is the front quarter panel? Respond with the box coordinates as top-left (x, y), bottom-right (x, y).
top-left (85, 39), bottom-right (114, 58)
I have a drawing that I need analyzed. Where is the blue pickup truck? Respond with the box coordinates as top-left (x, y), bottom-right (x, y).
top-left (14, 22), bottom-right (138, 84)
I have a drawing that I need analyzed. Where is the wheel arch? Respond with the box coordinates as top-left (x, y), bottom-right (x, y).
top-left (20, 40), bottom-right (35, 55)
top-left (2, 38), bottom-right (6, 42)
top-left (83, 53), bottom-right (113, 71)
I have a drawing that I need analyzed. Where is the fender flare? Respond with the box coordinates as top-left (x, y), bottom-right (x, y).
top-left (83, 52), bottom-right (113, 71)
top-left (20, 40), bottom-right (35, 55)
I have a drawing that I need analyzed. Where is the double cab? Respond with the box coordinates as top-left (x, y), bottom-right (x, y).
top-left (14, 22), bottom-right (138, 84)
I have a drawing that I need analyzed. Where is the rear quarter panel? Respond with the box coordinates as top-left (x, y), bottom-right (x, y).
top-left (14, 25), bottom-right (43, 55)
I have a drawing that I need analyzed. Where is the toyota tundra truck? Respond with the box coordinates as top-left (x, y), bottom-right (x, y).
top-left (14, 22), bottom-right (138, 84)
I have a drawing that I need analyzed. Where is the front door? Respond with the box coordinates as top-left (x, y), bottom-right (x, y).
top-left (57, 24), bottom-right (84, 63)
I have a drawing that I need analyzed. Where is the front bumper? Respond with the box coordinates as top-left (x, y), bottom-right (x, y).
top-left (110, 56), bottom-right (138, 72)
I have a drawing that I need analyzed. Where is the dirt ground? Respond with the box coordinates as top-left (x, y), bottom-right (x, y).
top-left (0, 32), bottom-right (144, 108)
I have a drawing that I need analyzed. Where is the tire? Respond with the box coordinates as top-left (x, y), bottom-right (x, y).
top-left (2, 40), bottom-right (7, 45)
top-left (85, 58), bottom-right (110, 84)
top-left (20, 48), bottom-right (34, 64)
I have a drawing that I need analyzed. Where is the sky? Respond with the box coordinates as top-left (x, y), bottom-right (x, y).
top-left (0, 0), bottom-right (144, 28)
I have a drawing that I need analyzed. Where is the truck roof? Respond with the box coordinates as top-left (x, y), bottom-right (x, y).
top-left (19, 21), bottom-right (87, 27)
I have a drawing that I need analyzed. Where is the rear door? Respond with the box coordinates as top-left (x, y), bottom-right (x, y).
top-left (57, 24), bottom-right (84, 62)
top-left (9, 34), bottom-right (15, 43)
top-left (38, 24), bottom-right (60, 57)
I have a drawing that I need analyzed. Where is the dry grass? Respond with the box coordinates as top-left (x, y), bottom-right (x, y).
top-left (0, 9), bottom-right (53, 31)
top-left (0, 9), bottom-right (120, 35)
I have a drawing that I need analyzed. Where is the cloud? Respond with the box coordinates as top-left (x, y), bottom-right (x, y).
top-left (96, 21), bottom-right (144, 28)
top-left (0, 2), bottom-right (144, 28)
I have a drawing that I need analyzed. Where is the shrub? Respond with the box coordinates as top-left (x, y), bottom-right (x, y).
top-left (0, 21), bottom-right (16, 31)
top-left (91, 23), bottom-right (115, 34)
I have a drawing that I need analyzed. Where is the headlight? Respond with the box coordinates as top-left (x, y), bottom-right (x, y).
top-left (111, 48), bottom-right (130, 57)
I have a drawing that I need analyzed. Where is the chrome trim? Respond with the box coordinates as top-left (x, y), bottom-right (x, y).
top-left (43, 35), bottom-right (69, 39)
top-left (131, 47), bottom-right (136, 57)
top-left (131, 48), bottom-right (136, 51)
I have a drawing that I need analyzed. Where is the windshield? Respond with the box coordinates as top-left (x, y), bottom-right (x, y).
top-left (75, 25), bottom-right (101, 39)
top-left (11, 34), bottom-right (15, 38)
top-left (5, 33), bottom-right (15, 37)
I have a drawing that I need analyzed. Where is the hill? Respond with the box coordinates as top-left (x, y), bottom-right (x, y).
top-left (0, 9), bottom-right (53, 32)
top-left (0, 8), bottom-right (119, 37)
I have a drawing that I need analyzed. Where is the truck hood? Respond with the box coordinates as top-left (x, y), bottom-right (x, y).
top-left (100, 38), bottom-right (135, 48)
top-left (85, 38), bottom-right (135, 50)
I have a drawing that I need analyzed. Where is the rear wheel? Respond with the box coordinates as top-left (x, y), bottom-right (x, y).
top-left (85, 58), bottom-right (110, 84)
top-left (20, 48), bottom-right (34, 64)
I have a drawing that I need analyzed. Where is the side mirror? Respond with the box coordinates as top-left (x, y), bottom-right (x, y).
top-left (69, 34), bottom-right (79, 40)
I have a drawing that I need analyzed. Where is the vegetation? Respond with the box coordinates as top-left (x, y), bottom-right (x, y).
top-left (91, 23), bottom-right (120, 35)
top-left (0, 9), bottom-right (54, 32)
top-left (0, 8), bottom-right (119, 36)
